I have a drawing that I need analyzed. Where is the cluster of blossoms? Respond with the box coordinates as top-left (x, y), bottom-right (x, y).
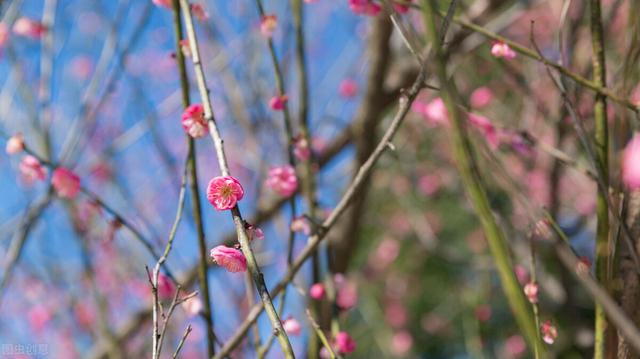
top-left (491, 41), bottom-right (517, 59)
top-left (181, 104), bottom-right (208, 138)
top-left (540, 320), bottom-right (558, 344)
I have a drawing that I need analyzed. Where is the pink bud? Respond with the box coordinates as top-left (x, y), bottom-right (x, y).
top-left (293, 136), bottom-right (311, 161)
top-left (514, 265), bottom-right (529, 285)
top-left (266, 165), bottom-right (298, 197)
top-left (206, 175), bottom-right (244, 211)
top-left (246, 223), bottom-right (265, 241)
top-left (157, 273), bottom-right (175, 300)
top-left (210, 245), bottom-right (247, 273)
top-left (470, 87), bottom-right (494, 108)
top-left (19, 155), bottom-right (47, 184)
top-left (269, 94), bottom-right (288, 110)
top-left (52, 167), bottom-right (81, 199)
top-left (338, 79), bottom-right (358, 98)
top-left (282, 317), bottom-right (302, 336)
top-left (334, 331), bottom-right (357, 354)
top-left (349, 0), bottom-right (381, 16)
top-left (290, 216), bottom-right (311, 235)
top-left (524, 281), bottom-right (539, 304)
top-left (623, 134), bottom-right (640, 189)
top-left (190, 3), bottom-right (209, 21)
top-left (181, 104), bottom-right (208, 138)
top-left (260, 15), bottom-right (278, 38)
top-left (5, 133), bottom-right (24, 154)
top-left (540, 320), bottom-right (558, 344)
top-left (12, 17), bottom-right (46, 39)
top-left (309, 283), bottom-right (325, 300)
top-left (491, 42), bottom-right (517, 59)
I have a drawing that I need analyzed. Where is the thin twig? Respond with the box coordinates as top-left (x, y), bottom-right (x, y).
top-left (173, 325), bottom-right (193, 359)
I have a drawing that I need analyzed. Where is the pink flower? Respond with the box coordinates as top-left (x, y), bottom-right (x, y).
top-left (392, 1), bottom-right (413, 14)
top-left (491, 42), bottom-right (517, 59)
top-left (0, 23), bottom-right (9, 48)
top-left (269, 94), bottom-right (288, 110)
top-left (28, 305), bottom-right (52, 332)
top-left (52, 167), bottom-right (81, 199)
top-left (468, 113), bottom-right (499, 148)
top-left (293, 136), bottom-right (311, 161)
top-left (260, 15), bottom-right (278, 38)
top-left (385, 301), bottom-right (407, 328)
top-left (12, 17), bottom-right (46, 39)
top-left (417, 174), bottom-right (441, 196)
top-left (309, 283), bottom-right (325, 300)
top-left (157, 273), bottom-right (176, 299)
top-left (623, 134), bottom-right (640, 189)
top-left (206, 175), bottom-right (244, 210)
top-left (524, 281), bottom-right (539, 304)
top-left (335, 275), bottom-right (358, 310)
top-left (5, 133), bottom-right (24, 154)
top-left (339, 79), bottom-right (358, 98)
top-left (246, 223), bottom-right (265, 241)
top-left (413, 97), bottom-right (449, 127)
top-left (369, 238), bottom-right (400, 270)
top-left (349, 0), bottom-right (381, 16)
top-left (181, 104), bottom-right (208, 138)
top-left (504, 335), bottom-right (526, 358)
top-left (190, 3), bottom-right (209, 21)
top-left (210, 245), bottom-right (247, 272)
top-left (152, 0), bottom-right (172, 8)
top-left (515, 265), bottom-right (529, 284)
top-left (335, 331), bottom-right (356, 354)
top-left (540, 320), bottom-right (558, 344)
top-left (266, 165), bottom-right (298, 197)
top-left (282, 317), bottom-right (302, 336)
top-left (182, 297), bottom-right (203, 316)
top-left (470, 87), bottom-right (494, 108)
top-left (290, 216), bottom-right (311, 235)
top-left (19, 155), bottom-right (47, 184)
top-left (474, 304), bottom-right (492, 322)
top-left (179, 39), bottom-right (191, 58)
top-left (390, 330), bottom-right (413, 356)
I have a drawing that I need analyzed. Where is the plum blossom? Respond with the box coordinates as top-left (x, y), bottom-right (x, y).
top-left (0, 23), bottom-right (8, 49)
top-left (470, 87), bottom-right (494, 108)
top-left (52, 167), bottom-right (81, 199)
top-left (290, 216), bottom-right (311, 235)
top-left (191, 3), bottom-right (209, 21)
top-left (260, 15), bottom-right (277, 38)
top-left (335, 331), bottom-right (357, 354)
top-left (504, 335), bottom-right (526, 358)
top-left (293, 136), bottom-right (311, 161)
top-left (157, 273), bottom-right (175, 300)
top-left (349, 0), bottom-right (381, 16)
top-left (28, 305), bottom-right (52, 332)
top-left (491, 42), bottom-right (517, 59)
top-left (269, 94), bottom-right (288, 110)
top-left (413, 97), bottom-right (449, 127)
top-left (181, 104), bottom-right (208, 138)
top-left (392, 1), bottom-right (413, 14)
top-left (210, 245), bottom-right (247, 273)
top-left (266, 165), bottom-right (298, 197)
top-left (622, 134), bottom-right (640, 189)
top-left (335, 274), bottom-right (358, 310)
top-left (540, 320), bottom-right (558, 344)
top-left (182, 297), bottom-right (203, 316)
top-left (152, 0), bottom-right (172, 8)
top-left (245, 223), bottom-right (265, 241)
top-left (282, 317), bottom-right (302, 336)
top-left (5, 133), bottom-right (24, 154)
top-left (12, 17), bottom-right (46, 39)
top-left (19, 155), bottom-right (47, 184)
top-left (310, 283), bottom-right (325, 300)
top-left (524, 281), bottom-right (539, 304)
top-left (206, 175), bottom-right (244, 210)
top-left (468, 113), bottom-right (499, 149)
top-left (339, 79), bottom-right (358, 98)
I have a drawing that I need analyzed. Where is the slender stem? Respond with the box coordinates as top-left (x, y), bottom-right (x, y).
top-left (179, 1), bottom-right (294, 357)
top-left (589, 1), bottom-right (611, 357)
top-left (420, 0), bottom-right (544, 354)
top-left (173, 325), bottom-right (193, 359)
top-left (170, 0), bottom-right (216, 355)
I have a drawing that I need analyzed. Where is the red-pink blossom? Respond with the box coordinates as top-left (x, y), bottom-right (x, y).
top-left (390, 330), bottom-right (413, 356)
top-left (335, 275), bottom-right (358, 310)
top-left (12, 17), bottom-right (46, 39)
top-left (246, 223), bottom-right (265, 241)
top-left (524, 281), bottom-right (539, 304)
top-left (28, 305), bottom-right (52, 332)
top-left (290, 216), bottom-right (311, 235)
top-left (191, 3), bottom-right (209, 21)
top-left (309, 283), bottom-right (326, 300)
top-left (504, 335), bottom-right (526, 358)
top-left (468, 113), bottom-right (499, 149)
top-left (181, 104), bottom-right (208, 138)
top-left (0, 23), bottom-right (8, 48)
top-left (491, 42), bottom-right (517, 59)
top-left (19, 155), bottom-right (47, 184)
top-left (349, 0), bottom-right (381, 16)
top-left (282, 317), bottom-right (302, 336)
top-left (335, 331), bottom-right (357, 354)
top-left (152, 0), bottom-right (172, 8)
top-left (207, 175), bottom-right (244, 210)
top-left (385, 301), bottom-right (407, 328)
top-left (470, 87), bottom-right (494, 108)
top-left (157, 273), bottom-right (175, 300)
top-left (293, 136), bottom-right (311, 161)
top-left (417, 174), bottom-right (441, 196)
top-left (266, 165), bottom-right (298, 197)
top-left (5, 133), bottom-right (24, 154)
top-left (540, 320), bottom-right (558, 344)
top-left (339, 79), bottom-right (358, 98)
top-left (52, 167), bottom-right (81, 199)
top-left (413, 97), bottom-right (449, 127)
top-left (260, 15), bottom-right (278, 38)
top-left (269, 94), bottom-right (288, 110)
top-left (623, 134), bottom-right (640, 189)
top-left (210, 245), bottom-right (247, 273)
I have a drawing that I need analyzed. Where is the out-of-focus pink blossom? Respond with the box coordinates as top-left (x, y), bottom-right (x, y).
top-left (206, 175), bottom-right (244, 210)
top-left (260, 15), bottom-right (278, 38)
top-left (293, 136), bottom-right (311, 161)
top-left (524, 281), bottom-right (539, 304)
top-left (69, 56), bottom-right (94, 79)
top-left (468, 113), bottom-right (499, 149)
top-left (390, 330), bottom-right (413, 356)
top-left (6, 133), bottom-right (24, 154)
top-left (514, 265), bottom-right (529, 284)
top-left (182, 297), bottom-right (203, 316)
top-left (392, 0), bottom-right (413, 14)
top-left (413, 97), bottom-right (449, 127)
top-left (290, 216), bottom-right (311, 235)
top-left (0, 23), bottom-right (9, 48)
top-left (210, 245), bottom-right (247, 273)
top-left (246, 223), bottom-right (265, 241)
top-left (28, 305), bottom-right (52, 332)
top-left (74, 301), bottom-right (96, 329)
top-left (470, 87), bottom-right (494, 108)
top-left (623, 134), bottom-right (640, 189)
top-left (191, 3), bottom-right (209, 21)
top-left (335, 331), bottom-right (357, 354)
top-left (370, 238), bottom-right (400, 270)
top-left (349, 0), bottom-right (381, 16)
top-left (540, 320), bottom-right (558, 344)
top-left (157, 273), bottom-right (176, 299)
top-left (631, 86), bottom-right (640, 105)
top-left (418, 174), bottom-right (441, 196)
top-left (282, 317), bottom-right (302, 336)
top-left (335, 275), bottom-right (358, 310)
top-left (266, 165), bottom-right (298, 197)
top-left (491, 42), bottom-right (517, 59)
top-left (181, 104), bottom-right (208, 138)
top-left (310, 283), bottom-right (325, 300)
top-left (576, 256), bottom-right (591, 275)
top-left (19, 155), bottom-right (47, 184)
top-left (52, 167), bottom-right (81, 199)
top-left (385, 301), bottom-right (407, 328)
top-left (179, 39), bottom-right (191, 58)
top-left (504, 335), bottom-right (526, 358)
top-left (12, 17), bottom-right (46, 39)
top-left (152, 0), bottom-right (172, 8)
top-left (339, 79), bottom-right (358, 98)
top-left (269, 94), bottom-right (288, 110)
top-left (474, 304), bottom-right (492, 322)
